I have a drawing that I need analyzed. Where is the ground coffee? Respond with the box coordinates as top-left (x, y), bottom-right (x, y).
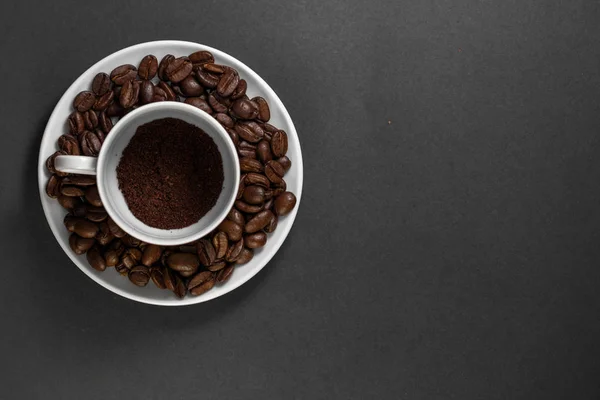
top-left (116, 117), bottom-right (224, 229)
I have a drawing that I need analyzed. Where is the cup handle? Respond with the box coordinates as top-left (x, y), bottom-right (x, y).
top-left (54, 155), bottom-right (98, 175)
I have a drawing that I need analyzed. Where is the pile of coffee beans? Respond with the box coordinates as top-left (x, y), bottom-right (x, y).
top-left (45, 50), bottom-right (297, 298)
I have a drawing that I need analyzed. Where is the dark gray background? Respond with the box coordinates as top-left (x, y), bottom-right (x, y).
top-left (1, 0), bottom-right (600, 398)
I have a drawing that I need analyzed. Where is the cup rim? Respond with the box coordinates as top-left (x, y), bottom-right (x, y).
top-left (96, 101), bottom-right (240, 246)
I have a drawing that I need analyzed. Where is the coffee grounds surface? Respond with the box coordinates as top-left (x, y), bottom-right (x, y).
top-left (117, 117), bottom-right (224, 230)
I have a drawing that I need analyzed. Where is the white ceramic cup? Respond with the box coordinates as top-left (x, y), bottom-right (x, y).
top-left (55, 102), bottom-right (240, 246)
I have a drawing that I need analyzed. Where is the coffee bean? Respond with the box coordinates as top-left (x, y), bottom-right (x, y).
top-left (243, 185), bottom-right (265, 205)
top-left (187, 270), bottom-right (213, 290)
top-left (128, 265), bottom-right (150, 287)
top-left (195, 67), bottom-right (220, 88)
top-left (196, 239), bottom-right (216, 267)
top-left (265, 160), bottom-right (285, 184)
top-left (211, 232), bottom-right (228, 259)
top-left (165, 57), bottom-right (192, 83)
top-left (244, 173), bottom-right (270, 188)
top-left (225, 240), bottom-right (244, 263)
top-left (62, 174), bottom-right (96, 186)
top-left (140, 244), bottom-right (162, 266)
top-left (122, 248), bottom-right (142, 269)
top-left (87, 246), bottom-right (106, 271)
top-left (85, 206), bottom-right (108, 223)
top-left (167, 253), bottom-right (200, 277)
top-left (271, 130), bottom-right (289, 158)
top-left (82, 110), bottom-right (98, 130)
top-left (264, 213), bottom-right (278, 233)
top-left (236, 248), bottom-right (254, 265)
top-left (249, 97), bottom-right (269, 122)
top-left (217, 219), bottom-right (243, 242)
top-left (257, 140), bottom-right (273, 163)
top-left (110, 64), bottom-right (137, 85)
top-left (106, 101), bottom-right (124, 117)
top-left (73, 91), bottom-right (96, 112)
top-left (216, 68), bottom-right (239, 97)
top-left (60, 186), bottom-right (84, 197)
top-left (92, 73), bottom-right (112, 96)
top-left (235, 121), bottom-right (264, 143)
top-left (150, 266), bottom-right (166, 289)
top-left (245, 232), bottom-right (267, 249)
top-left (107, 217), bottom-right (126, 238)
top-left (162, 266), bottom-right (176, 291)
top-left (57, 194), bottom-right (79, 210)
top-left (272, 180), bottom-right (287, 197)
top-left (95, 222), bottom-right (114, 246)
top-left (189, 273), bottom-right (215, 296)
top-left (237, 177), bottom-right (245, 200)
top-left (158, 54), bottom-right (175, 81)
top-left (274, 192), bottom-right (297, 216)
top-left (231, 79), bottom-right (247, 100)
top-left (119, 80), bottom-right (137, 108)
top-left (214, 113), bottom-right (234, 128)
top-left (207, 92), bottom-right (229, 113)
top-left (277, 156), bottom-right (292, 172)
top-left (245, 210), bottom-right (274, 233)
top-left (64, 214), bottom-right (79, 231)
top-left (138, 55), bottom-right (158, 79)
top-left (157, 81), bottom-right (177, 101)
top-left (216, 264), bottom-right (234, 282)
top-left (262, 122), bottom-right (279, 133)
top-left (238, 148), bottom-right (256, 159)
top-left (69, 233), bottom-right (95, 255)
top-left (240, 157), bottom-right (263, 173)
top-left (206, 261), bottom-right (226, 272)
top-left (68, 111), bottom-right (85, 135)
top-left (80, 130), bottom-right (102, 157)
top-left (104, 249), bottom-right (120, 267)
top-left (189, 50), bottom-right (214, 67)
top-left (93, 90), bottom-right (114, 111)
top-left (138, 80), bottom-right (154, 104)
top-left (72, 219), bottom-right (98, 238)
top-left (85, 185), bottom-right (102, 207)
top-left (184, 97), bottom-right (212, 114)
top-left (226, 128), bottom-right (240, 147)
top-left (58, 134), bottom-right (81, 155)
top-left (227, 207), bottom-right (245, 226)
top-left (179, 75), bottom-right (204, 96)
top-left (122, 235), bottom-right (142, 248)
top-left (97, 111), bottom-right (113, 133)
top-left (235, 200), bottom-right (264, 214)
top-left (231, 98), bottom-right (258, 120)
top-left (46, 175), bottom-right (61, 198)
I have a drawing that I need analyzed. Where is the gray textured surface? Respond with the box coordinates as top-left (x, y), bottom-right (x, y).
top-left (2, 0), bottom-right (600, 399)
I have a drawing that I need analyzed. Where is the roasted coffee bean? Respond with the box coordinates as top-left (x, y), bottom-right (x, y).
top-left (46, 150), bottom-right (68, 176)
top-left (264, 189), bottom-right (274, 201)
top-left (252, 96), bottom-right (271, 122)
top-left (95, 127), bottom-right (106, 144)
top-left (195, 67), bottom-right (220, 88)
top-left (207, 92), bottom-right (229, 113)
top-left (197, 239), bottom-right (216, 267)
top-left (85, 206), bottom-right (108, 223)
top-left (207, 261), bottom-right (226, 272)
top-left (106, 101), bottom-right (124, 117)
top-left (141, 244), bottom-right (162, 266)
top-left (263, 197), bottom-right (274, 211)
top-left (184, 97), bottom-right (212, 114)
top-left (265, 160), bottom-right (285, 184)
top-left (225, 240), bottom-right (244, 262)
top-left (189, 50), bottom-right (214, 67)
top-left (243, 185), bottom-right (265, 205)
top-left (245, 210), bottom-right (274, 233)
top-left (82, 110), bottom-right (98, 130)
top-left (57, 194), bottom-right (80, 210)
top-left (187, 270), bottom-right (213, 290)
top-left (161, 249), bottom-right (173, 267)
top-left (69, 233), bottom-right (95, 255)
top-left (216, 264), bottom-right (234, 282)
top-left (104, 249), bottom-right (120, 267)
top-left (46, 175), bottom-right (61, 198)
top-left (214, 113), bottom-right (234, 128)
top-left (264, 213), bottom-right (278, 233)
top-left (237, 177), bottom-right (245, 200)
top-left (121, 235), bottom-right (142, 248)
top-left (240, 157), bottom-right (263, 173)
top-left (129, 265), bottom-right (150, 287)
top-left (87, 246), bottom-right (106, 271)
top-left (84, 186), bottom-right (102, 207)
top-left (272, 180), bottom-right (287, 197)
top-left (203, 63), bottom-right (226, 74)
top-left (152, 86), bottom-right (167, 102)
top-left (236, 248), bottom-right (254, 265)
top-left (212, 232), bottom-right (229, 259)
top-left (257, 140), bottom-right (273, 163)
top-left (227, 207), bottom-right (245, 226)
top-left (119, 80), bottom-right (138, 108)
top-left (179, 75), bottom-right (204, 96)
top-left (231, 79), bottom-right (247, 100)
top-left (64, 214), bottom-right (79, 231)
top-left (231, 98), bottom-right (258, 120)
top-left (158, 54), bottom-right (175, 81)
top-left (163, 266), bottom-right (176, 291)
top-left (173, 275), bottom-right (187, 298)
top-left (245, 173), bottom-right (270, 189)
top-left (60, 186), bottom-right (84, 197)
top-left (235, 200), bottom-right (264, 214)
top-left (107, 217), bottom-right (126, 238)
top-left (139, 80), bottom-right (154, 104)
top-left (98, 111), bottom-right (113, 133)
top-left (274, 192), bottom-right (297, 216)
top-left (68, 111), bottom-right (85, 135)
top-left (226, 128), bottom-right (239, 147)
top-left (167, 253), bottom-right (199, 277)
top-left (271, 130), bottom-right (288, 158)
top-left (73, 91), bottom-right (96, 112)
top-left (217, 219), bottom-right (243, 242)
top-left (157, 81), bottom-right (177, 101)
top-left (150, 266), bottom-right (166, 289)
top-left (80, 130), bottom-right (102, 157)
top-left (95, 222), bottom-right (114, 246)
top-left (122, 248), bottom-right (142, 269)
top-left (189, 273), bottom-right (215, 296)
top-left (93, 90), bottom-right (114, 111)
top-left (263, 122), bottom-right (279, 133)
top-left (165, 57), bottom-right (192, 83)
top-left (216, 68), bottom-right (239, 97)
top-left (277, 156), bottom-right (292, 172)
top-left (59, 134), bottom-right (81, 155)
top-left (138, 55), bottom-right (158, 79)
top-left (92, 72), bottom-right (112, 96)
top-left (72, 219), bottom-right (98, 238)
top-left (245, 232), bottom-right (267, 249)
top-left (110, 64), bottom-right (137, 85)
top-left (115, 263), bottom-right (129, 275)
top-left (238, 145), bottom-right (256, 159)
top-left (235, 121), bottom-right (264, 143)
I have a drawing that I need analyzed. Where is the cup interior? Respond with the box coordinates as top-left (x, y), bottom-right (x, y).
top-left (97, 102), bottom-right (239, 246)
